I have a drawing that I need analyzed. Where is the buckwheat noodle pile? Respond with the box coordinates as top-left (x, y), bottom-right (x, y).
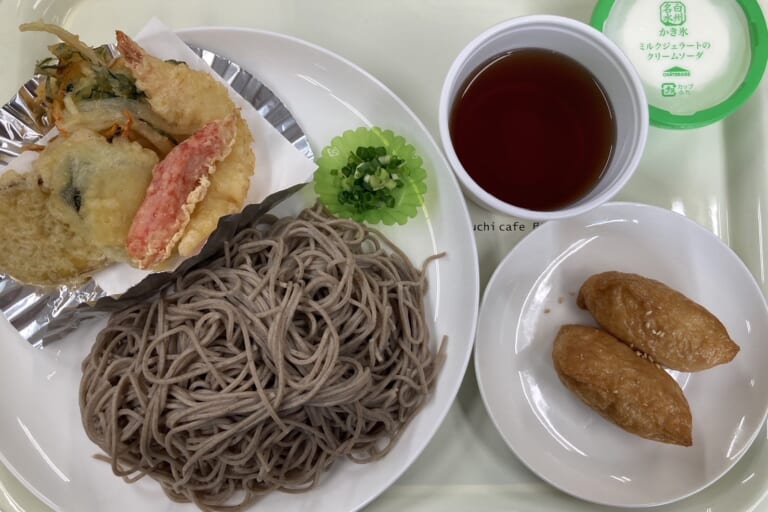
top-left (79, 204), bottom-right (445, 511)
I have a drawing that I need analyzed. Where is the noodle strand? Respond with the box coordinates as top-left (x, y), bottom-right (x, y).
top-left (80, 204), bottom-right (444, 512)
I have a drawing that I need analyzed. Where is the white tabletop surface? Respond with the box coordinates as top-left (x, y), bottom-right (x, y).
top-left (2, 1), bottom-right (768, 511)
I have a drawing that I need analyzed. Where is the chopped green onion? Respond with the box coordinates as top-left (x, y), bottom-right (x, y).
top-left (330, 145), bottom-right (407, 213)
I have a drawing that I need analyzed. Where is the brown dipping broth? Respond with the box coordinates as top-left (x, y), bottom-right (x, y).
top-left (449, 48), bottom-right (617, 211)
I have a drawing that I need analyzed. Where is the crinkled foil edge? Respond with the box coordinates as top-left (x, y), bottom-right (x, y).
top-left (0, 45), bottom-right (313, 347)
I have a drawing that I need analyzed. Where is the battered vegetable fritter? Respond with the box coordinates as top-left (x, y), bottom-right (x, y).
top-left (0, 170), bottom-right (107, 286)
top-left (36, 129), bottom-right (157, 260)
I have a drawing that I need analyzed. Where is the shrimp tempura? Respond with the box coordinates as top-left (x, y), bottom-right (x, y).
top-left (117, 31), bottom-right (256, 259)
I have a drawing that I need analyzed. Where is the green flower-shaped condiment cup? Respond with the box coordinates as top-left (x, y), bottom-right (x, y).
top-left (313, 127), bottom-right (427, 225)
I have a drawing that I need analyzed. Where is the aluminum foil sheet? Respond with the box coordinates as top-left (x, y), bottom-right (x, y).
top-left (0, 46), bottom-right (313, 347)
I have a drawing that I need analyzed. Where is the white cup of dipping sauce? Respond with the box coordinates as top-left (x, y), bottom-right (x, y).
top-left (439, 14), bottom-right (649, 220)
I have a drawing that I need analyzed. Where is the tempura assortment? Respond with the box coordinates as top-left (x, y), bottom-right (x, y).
top-left (0, 22), bottom-right (255, 286)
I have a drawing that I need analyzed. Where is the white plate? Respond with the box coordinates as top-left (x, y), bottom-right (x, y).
top-left (0, 27), bottom-right (479, 512)
top-left (474, 201), bottom-right (768, 508)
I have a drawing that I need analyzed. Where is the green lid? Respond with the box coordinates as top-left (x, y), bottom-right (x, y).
top-left (591, 0), bottom-right (768, 129)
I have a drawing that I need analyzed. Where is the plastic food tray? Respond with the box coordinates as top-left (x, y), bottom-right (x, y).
top-left (1, 1), bottom-right (767, 511)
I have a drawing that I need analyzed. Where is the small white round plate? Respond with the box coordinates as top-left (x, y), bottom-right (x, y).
top-left (474, 201), bottom-right (768, 508)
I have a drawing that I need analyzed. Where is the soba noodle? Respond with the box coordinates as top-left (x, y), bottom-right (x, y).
top-left (79, 204), bottom-right (444, 511)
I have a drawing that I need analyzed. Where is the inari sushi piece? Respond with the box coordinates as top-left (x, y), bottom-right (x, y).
top-left (577, 271), bottom-right (739, 372)
top-left (553, 325), bottom-right (692, 446)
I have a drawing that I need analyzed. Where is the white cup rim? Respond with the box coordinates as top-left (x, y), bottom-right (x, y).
top-left (438, 14), bottom-right (649, 220)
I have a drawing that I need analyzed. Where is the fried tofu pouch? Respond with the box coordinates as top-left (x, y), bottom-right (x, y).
top-left (553, 325), bottom-right (692, 446)
top-left (577, 271), bottom-right (739, 371)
